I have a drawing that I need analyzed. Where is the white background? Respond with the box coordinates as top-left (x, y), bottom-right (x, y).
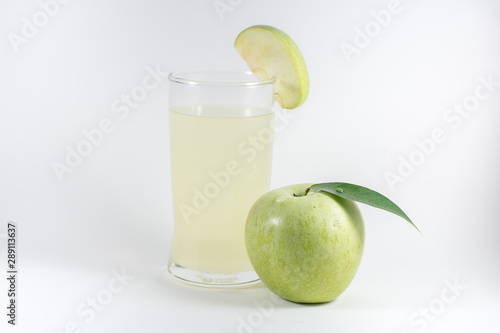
top-left (1, 0), bottom-right (499, 332)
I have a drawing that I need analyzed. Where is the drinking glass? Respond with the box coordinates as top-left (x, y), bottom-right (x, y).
top-left (167, 70), bottom-right (275, 286)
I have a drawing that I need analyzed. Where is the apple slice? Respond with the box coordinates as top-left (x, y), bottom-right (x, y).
top-left (234, 25), bottom-right (309, 109)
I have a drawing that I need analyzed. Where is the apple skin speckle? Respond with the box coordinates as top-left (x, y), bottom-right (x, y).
top-left (245, 183), bottom-right (365, 303)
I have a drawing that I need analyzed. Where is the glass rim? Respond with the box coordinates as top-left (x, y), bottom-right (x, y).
top-left (168, 70), bottom-right (276, 86)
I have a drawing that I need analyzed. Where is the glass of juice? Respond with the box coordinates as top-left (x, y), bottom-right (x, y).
top-left (167, 70), bottom-right (275, 286)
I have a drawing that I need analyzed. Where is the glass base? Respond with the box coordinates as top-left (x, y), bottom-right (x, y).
top-left (168, 261), bottom-right (260, 287)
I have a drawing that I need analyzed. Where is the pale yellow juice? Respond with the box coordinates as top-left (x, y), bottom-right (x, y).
top-left (169, 104), bottom-right (274, 273)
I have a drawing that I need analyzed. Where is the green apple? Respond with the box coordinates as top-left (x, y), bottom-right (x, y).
top-left (245, 183), bottom-right (365, 303)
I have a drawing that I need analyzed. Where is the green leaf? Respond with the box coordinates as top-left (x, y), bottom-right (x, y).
top-left (310, 182), bottom-right (422, 235)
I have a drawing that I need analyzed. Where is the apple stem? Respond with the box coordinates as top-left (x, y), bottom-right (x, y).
top-left (304, 187), bottom-right (311, 196)
top-left (293, 193), bottom-right (298, 197)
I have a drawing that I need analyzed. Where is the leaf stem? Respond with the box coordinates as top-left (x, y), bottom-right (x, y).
top-left (304, 187), bottom-right (311, 196)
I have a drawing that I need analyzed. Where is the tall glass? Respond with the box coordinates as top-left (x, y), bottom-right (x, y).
top-left (167, 70), bottom-right (275, 286)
